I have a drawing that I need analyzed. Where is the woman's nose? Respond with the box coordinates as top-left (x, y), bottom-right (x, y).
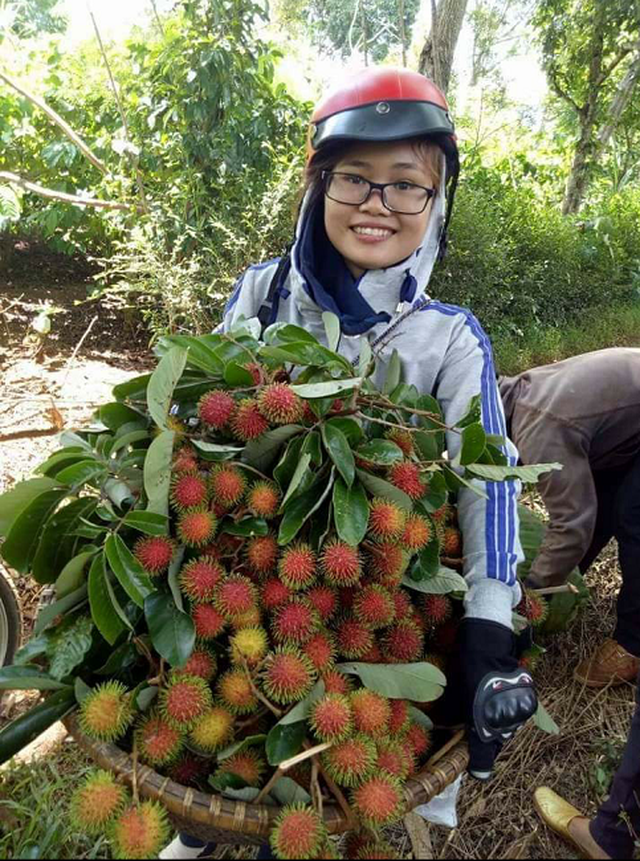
top-left (359, 188), bottom-right (388, 214)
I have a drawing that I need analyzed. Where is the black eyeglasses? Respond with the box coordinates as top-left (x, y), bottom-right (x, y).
top-left (322, 170), bottom-right (436, 215)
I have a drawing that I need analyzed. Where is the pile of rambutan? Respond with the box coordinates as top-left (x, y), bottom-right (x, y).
top-left (0, 320), bottom-right (540, 860)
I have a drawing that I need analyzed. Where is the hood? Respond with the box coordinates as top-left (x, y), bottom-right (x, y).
top-left (289, 156), bottom-right (447, 336)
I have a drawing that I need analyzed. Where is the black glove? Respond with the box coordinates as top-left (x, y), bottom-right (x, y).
top-left (459, 618), bottom-right (538, 781)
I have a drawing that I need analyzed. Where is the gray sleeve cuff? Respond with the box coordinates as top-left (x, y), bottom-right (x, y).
top-left (463, 577), bottom-right (522, 630)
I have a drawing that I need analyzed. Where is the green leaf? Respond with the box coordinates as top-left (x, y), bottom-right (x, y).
top-left (278, 470), bottom-right (334, 545)
top-left (36, 452), bottom-right (88, 479)
top-left (158, 335), bottom-right (224, 376)
top-left (110, 430), bottom-right (150, 454)
top-left (88, 554), bottom-right (127, 646)
top-left (457, 394), bottom-right (482, 428)
top-left (382, 349), bottom-right (402, 395)
top-left (359, 336), bottom-right (373, 377)
top-left (34, 585), bottom-right (88, 635)
top-left (321, 423), bottom-right (355, 487)
top-left (0, 477), bottom-right (59, 537)
top-left (167, 546), bottom-right (186, 613)
top-left (278, 680), bottom-right (325, 725)
top-left (32, 498), bottom-right (98, 584)
top-left (144, 431), bottom-right (175, 518)
top-left (192, 440), bottom-right (244, 461)
top-left (466, 463), bottom-right (563, 483)
top-left (1, 489), bottom-right (67, 574)
top-left (407, 535), bottom-right (442, 582)
top-left (355, 439), bottom-right (405, 466)
top-left (273, 437), bottom-right (304, 489)
top-left (105, 534), bottom-right (155, 608)
top-left (408, 705), bottom-right (434, 731)
top-left (417, 472), bottom-right (448, 513)
top-left (216, 734), bottom-right (267, 762)
top-left (442, 465), bottom-right (488, 499)
top-left (147, 345), bottom-right (189, 429)
top-left (290, 377), bottom-right (362, 399)
top-left (271, 777), bottom-right (312, 806)
top-left (136, 686), bottom-right (159, 711)
top-left (55, 551), bottom-right (95, 598)
top-left (332, 478), bottom-right (369, 546)
top-left (0, 666), bottom-right (71, 691)
top-left (242, 425), bottom-right (303, 472)
top-left (403, 567), bottom-right (468, 594)
top-left (326, 417), bottom-right (363, 447)
top-left (95, 642), bottom-right (138, 675)
top-left (264, 323), bottom-right (319, 345)
top-left (144, 592), bottom-right (195, 668)
top-left (123, 511), bottom-right (170, 536)
top-left (98, 402), bottom-right (146, 431)
top-left (533, 702), bottom-right (560, 735)
top-left (0, 688), bottom-right (76, 766)
top-left (337, 661), bottom-right (445, 702)
top-left (355, 468), bottom-right (413, 510)
top-left (454, 423), bottom-right (487, 466)
top-left (413, 430), bottom-right (445, 461)
top-left (260, 342), bottom-right (352, 373)
top-left (222, 517), bottom-right (269, 537)
top-left (47, 614), bottom-right (94, 680)
top-left (279, 454), bottom-right (312, 511)
top-left (75, 677), bottom-right (92, 703)
top-left (224, 361), bottom-right (255, 386)
top-left (322, 311), bottom-right (340, 351)
top-left (55, 460), bottom-right (107, 488)
top-left (265, 721), bottom-right (306, 766)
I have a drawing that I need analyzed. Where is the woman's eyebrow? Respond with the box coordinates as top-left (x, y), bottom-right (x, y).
top-left (339, 159), bottom-right (423, 172)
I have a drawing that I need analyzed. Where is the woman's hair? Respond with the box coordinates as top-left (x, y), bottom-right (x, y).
top-left (300, 137), bottom-right (444, 215)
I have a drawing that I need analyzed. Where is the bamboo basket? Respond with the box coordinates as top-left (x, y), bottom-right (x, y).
top-left (65, 715), bottom-right (469, 845)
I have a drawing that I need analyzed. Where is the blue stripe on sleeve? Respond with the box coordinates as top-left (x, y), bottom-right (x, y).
top-left (423, 302), bottom-right (519, 585)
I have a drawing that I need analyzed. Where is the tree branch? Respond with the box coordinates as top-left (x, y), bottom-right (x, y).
top-left (546, 64), bottom-right (582, 114)
top-left (0, 171), bottom-right (144, 211)
top-left (0, 70), bottom-right (107, 175)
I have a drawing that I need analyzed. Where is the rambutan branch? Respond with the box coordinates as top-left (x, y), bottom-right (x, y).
top-left (311, 756), bottom-right (323, 817)
top-left (255, 765), bottom-right (285, 804)
top-left (240, 658), bottom-right (283, 719)
top-left (357, 396), bottom-right (455, 432)
top-left (131, 739), bottom-right (140, 804)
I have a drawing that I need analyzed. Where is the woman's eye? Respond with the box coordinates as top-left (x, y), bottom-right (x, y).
top-left (345, 175), bottom-right (365, 185)
top-left (394, 182), bottom-right (414, 192)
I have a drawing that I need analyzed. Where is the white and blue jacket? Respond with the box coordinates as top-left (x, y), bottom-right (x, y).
top-left (220, 177), bottom-right (523, 628)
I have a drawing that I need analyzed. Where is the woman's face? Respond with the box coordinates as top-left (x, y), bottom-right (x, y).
top-left (323, 140), bottom-right (437, 279)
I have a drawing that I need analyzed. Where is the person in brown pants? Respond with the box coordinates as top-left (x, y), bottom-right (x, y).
top-left (499, 347), bottom-right (640, 686)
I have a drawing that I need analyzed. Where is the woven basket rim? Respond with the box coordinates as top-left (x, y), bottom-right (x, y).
top-left (64, 714), bottom-right (469, 838)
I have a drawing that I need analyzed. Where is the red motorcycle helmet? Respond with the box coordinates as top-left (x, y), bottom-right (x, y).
top-left (308, 67), bottom-right (460, 257)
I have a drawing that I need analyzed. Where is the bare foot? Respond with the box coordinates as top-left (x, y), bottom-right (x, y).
top-left (567, 817), bottom-right (611, 860)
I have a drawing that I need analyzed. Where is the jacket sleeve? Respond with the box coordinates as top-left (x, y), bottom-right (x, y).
top-left (218, 262), bottom-right (280, 333)
top-left (434, 312), bottom-right (523, 629)
top-left (512, 406), bottom-right (595, 586)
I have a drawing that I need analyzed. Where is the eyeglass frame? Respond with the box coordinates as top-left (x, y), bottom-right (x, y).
top-left (321, 170), bottom-right (436, 215)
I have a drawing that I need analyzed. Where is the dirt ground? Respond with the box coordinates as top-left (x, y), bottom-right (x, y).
top-left (0, 238), bottom-right (636, 859)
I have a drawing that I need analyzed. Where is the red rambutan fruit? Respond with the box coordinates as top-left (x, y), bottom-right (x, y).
top-left (376, 741), bottom-right (411, 780)
top-left (198, 389), bottom-right (235, 429)
top-left (301, 630), bottom-right (337, 672)
top-left (217, 669), bottom-right (258, 715)
top-left (350, 689), bottom-right (391, 738)
top-left (319, 539), bottom-right (362, 587)
top-left (351, 774), bottom-right (404, 828)
top-left (175, 647), bottom-right (218, 681)
top-left (258, 383), bottom-right (304, 425)
top-left (368, 498), bottom-right (406, 540)
top-left (336, 617), bottom-right (375, 660)
top-left (401, 514), bottom-right (433, 550)
top-left (189, 706), bottom-right (235, 752)
top-left (322, 669), bottom-right (353, 696)
top-left (171, 471), bottom-right (209, 511)
top-left (406, 721), bottom-right (432, 759)
top-left (109, 801), bottom-right (170, 860)
top-left (353, 585), bottom-right (396, 629)
top-left (210, 464), bottom-right (247, 509)
top-left (422, 594), bottom-right (453, 627)
top-left (79, 681), bottom-right (133, 742)
top-left (230, 626), bottom-right (269, 667)
top-left (517, 590), bottom-right (549, 627)
top-left (172, 446), bottom-right (199, 473)
top-left (243, 362), bottom-right (265, 386)
top-left (442, 526), bottom-right (463, 558)
top-left (246, 480), bottom-right (281, 519)
top-left (388, 699), bottom-right (411, 736)
top-left (168, 754), bottom-right (210, 787)
top-left (215, 574), bottom-right (258, 619)
top-left (338, 586), bottom-right (358, 611)
top-left (135, 712), bottom-right (184, 766)
top-left (383, 619), bottom-right (424, 663)
top-left (178, 557), bottom-right (224, 602)
top-left (306, 585), bottom-right (339, 621)
top-left (246, 533), bottom-right (279, 574)
top-left (385, 428), bottom-right (414, 457)
top-left (70, 770), bottom-right (128, 833)
top-left (133, 535), bottom-right (175, 576)
top-left (368, 542), bottom-right (409, 588)
top-left (216, 749), bottom-right (267, 787)
top-left (262, 647), bottom-right (317, 704)
top-left (270, 804), bottom-right (327, 860)
top-left (191, 602), bottom-right (227, 640)
top-left (391, 591), bottom-right (413, 620)
top-left (230, 604), bottom-right (263, 630)
top-left (177, 509), bottom-right (217, 547)
top-left (272, 599), bottom-right (320, 645)
top-left (432, 501), bottom-right (455, 523)
top-left (260, 577), bottom-right (293, 611)
top-left (322, 734), bottom-right (377, 787)
top-left (359, 640), bottom-right (384, 663)
top-left (159, 673), bottom-right (213, 729)
top-left (232, 398), bottom-right (270, 440)
top-left (356, 839), bottom-right (400, 860)
top-left (388, 462), bottom-right (428, 499)
top-left (310, 693), bottom-right (353, 742)
top-left (279, 542), bottom-right (317, 591)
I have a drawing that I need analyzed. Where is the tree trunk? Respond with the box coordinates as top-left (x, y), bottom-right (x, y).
top-left (418, 0), bottom-right (469, 94)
